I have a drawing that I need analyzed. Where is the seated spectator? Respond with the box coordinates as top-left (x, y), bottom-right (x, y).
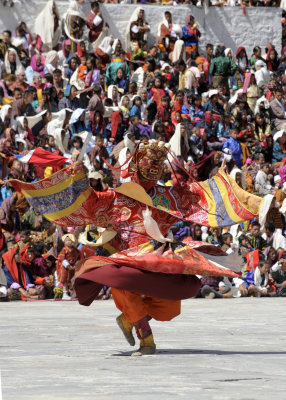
top-left (270, 251), bottom-right (286, 297)
top-left (270, 89), bottom-right (286, 130)
top-left (253, 113), bottom-right (271, 142)
top-left (262, 221), bottom-right (286, 250)
top-left (247, 221), bottom-right (268, 251)
top-left (254, 162), bottom-right (273, 195)
top-left (200, 275), bottom-right (232, 299)
top-left (189, 126), bottom-right (204, 163)
top-left (272, 130), bottom-right (286, 164)
top-left (221, 232), bottom-right (235, 254)
top-left (219, 276), bottom-right (248, 298)
top-left (243, 260), bottom-right (270, 297)
top-left (2, 248), bottom-right (38, 301)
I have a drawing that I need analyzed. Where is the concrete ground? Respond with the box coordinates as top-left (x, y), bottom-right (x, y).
top-left (1, 298), bottom-right (286, 400)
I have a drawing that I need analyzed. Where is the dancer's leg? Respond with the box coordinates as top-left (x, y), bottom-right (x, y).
top-left (131, 316), bottom-right (156, 356)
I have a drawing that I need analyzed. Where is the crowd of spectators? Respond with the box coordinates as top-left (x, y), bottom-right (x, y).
top-left (1, 0), bottom-right (284, 7)
top-left (1, 0), bottom-right (286, 302)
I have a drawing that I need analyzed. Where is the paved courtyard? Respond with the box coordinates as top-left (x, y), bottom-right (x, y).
top-left (1, 298), bottom-right (286, 400)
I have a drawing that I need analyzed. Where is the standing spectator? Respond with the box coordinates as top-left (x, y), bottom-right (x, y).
top-left (209, 45), bottom-right (237, 95)
top-left (86, 1), bottom-right (104, 45)
top-left (269, 90), bottom-right (286, 130)
top-left (270, 252), bottom-right (286, 297)
top-left (63, 0), bottom-right (86, 53)
top-left (34, 0), bottom-right (61, 51)
top-left (56, 234), bottom-right (81, 300)
top-left (182, 15), bottom-right (201, 58)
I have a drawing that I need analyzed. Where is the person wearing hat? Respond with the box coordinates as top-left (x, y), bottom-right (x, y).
top-left (202, 89), bottom-right (224, 115)
top-left (254, 60), bottom-right (270, 95)
top-left (56, 233), bottom-right (81, 300)
top-left (88, 170), bottom-right (108, 191)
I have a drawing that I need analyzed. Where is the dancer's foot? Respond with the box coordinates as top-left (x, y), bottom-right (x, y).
top-left (131, 335), bottom-right (156, 356)
top-left (116, 314), bottom-right (135, 346)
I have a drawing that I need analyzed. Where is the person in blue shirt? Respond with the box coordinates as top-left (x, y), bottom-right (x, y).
top-left (215, 113), bottom-right (234, 141)
top-left (222, 129), bottom-right (243, 168)
top-left (189, 94), bottom-right (204, 125)
top-left (129, 96), bottom-right (142, 119)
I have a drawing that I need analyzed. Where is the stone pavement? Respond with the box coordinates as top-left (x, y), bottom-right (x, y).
top-left (1, 298), bottom-right (286, 400)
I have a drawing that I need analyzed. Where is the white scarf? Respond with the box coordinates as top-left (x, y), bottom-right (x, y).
top-left (0, 105), bottom-right (11, 122)
top-left (275, 98), bottom-right (286, 113)
top-left (169, 123), bottom-right (189, 158)
top-left (229, 167), bottom-right (246, 190)
top-left (254, 267), bottom-right (268, 288)
top-left (157, 13), bottom-right (170, 36)
top-left (34, 0), bottom-right (61, 50)
top-left (64, 0), bottom-right (85, 44)
top-left (118, 147), bottom-right (131, 183)
top-left (238, 56), bottom-right (247, 70)
top-left (259, 194), bottom-right (274, 228)
top-left (172, 40), bottom-right (185, 63)
top-left (99, 37), bottom-right (113, 55)
top-left (47, 109), bottom-right (67, 135)
top-left (125, 7), bottom-right (146, 51)
top-left (107, 85), bottom-right (120, 104)
top-left (4, 48), bottom-right (21, 74)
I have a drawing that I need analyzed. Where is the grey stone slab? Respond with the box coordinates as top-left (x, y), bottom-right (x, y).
top-left (1, 298), bottom-right (286, 400)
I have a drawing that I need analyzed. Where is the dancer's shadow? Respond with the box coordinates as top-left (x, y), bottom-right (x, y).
top-left (111, 348), bottom-right (286, 357)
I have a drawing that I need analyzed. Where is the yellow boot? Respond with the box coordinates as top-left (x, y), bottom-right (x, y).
top-left (131, 334), bottom-right (156, 356)
top-left (116, 314), bottom-right (135, 346)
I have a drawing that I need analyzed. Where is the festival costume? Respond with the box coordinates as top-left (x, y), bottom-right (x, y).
top-left (57, 242), bottom-right (81, 285)
top-left (10, 141), bottom-right (264, 355)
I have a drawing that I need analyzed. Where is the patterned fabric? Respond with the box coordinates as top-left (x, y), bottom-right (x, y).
top-left (150, 171), bottom-right (263, 227)
top-left (10, 164), bottom-right (264, 279)
top-left (10, 165), bottom-right (263, 231)
top-left (76, 239), bottom-right (238, 278)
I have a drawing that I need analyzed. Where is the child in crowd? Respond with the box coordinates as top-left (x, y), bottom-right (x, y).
top-left (222, 129), bottom-right (243, 168)
top-left (254, 162), bottom-right (273, 195)
top-left (247, 221), bottom-right (268, 251)
top-left (77, 55), bottom-right (88, 86)
top-left (243, 260), bottom-right (270, 297)
top-left (56, 234), bottom-right (81, 300)
top-left (189, 126), bottom-right (204, 163)
top-left (221, 232), bottom-right (235, 254)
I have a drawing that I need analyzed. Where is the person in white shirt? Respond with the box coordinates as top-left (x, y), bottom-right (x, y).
top-left (255, 60), bottom-right (270, 94)
top-left (262, 221), bottom-right (286, 250)
top-left (255, 163), bottom-right (273, 195)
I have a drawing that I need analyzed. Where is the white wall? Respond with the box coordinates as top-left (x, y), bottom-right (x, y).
top-left (0, 0), bottom-right (282, 57)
